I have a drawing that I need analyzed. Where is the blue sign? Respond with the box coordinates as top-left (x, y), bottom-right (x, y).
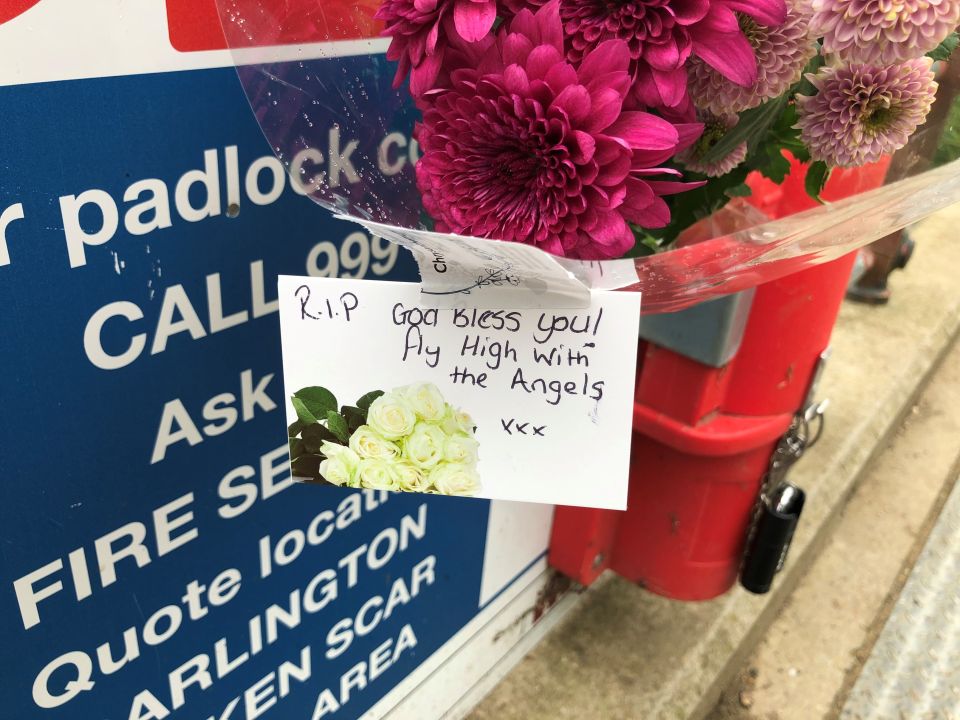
top-left (0, 60), bottom-right (535, 720)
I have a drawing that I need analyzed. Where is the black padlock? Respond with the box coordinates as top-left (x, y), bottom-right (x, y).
top-left (740, 483), bottom-right (806, 594)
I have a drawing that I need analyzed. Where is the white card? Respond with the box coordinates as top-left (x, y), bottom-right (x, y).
top-left (278, 276), bottom-right (641, 509)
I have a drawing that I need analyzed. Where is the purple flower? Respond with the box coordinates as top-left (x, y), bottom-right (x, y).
top-left (377, 0), bottom-right (498, 95)
top-left (503, 0), bottom-right (788, 110)
top-left (414, 1), bottom-right (703, 259)
top-left (796, 58), bottom-right (938, 167)
top-left (813, 0), bottom-right (960, 65)
top-left (677, 112), bottom-right (748, 176)
top-left (688, 0), bottom-right (817, 114)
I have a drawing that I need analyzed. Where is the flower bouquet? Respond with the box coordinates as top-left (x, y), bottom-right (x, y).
top-left (288, 382), bottom-right (481, 495)
top-left (375, 0), bottom-right (956, 259)
top-left (214, 0), bottom-right (960, 311)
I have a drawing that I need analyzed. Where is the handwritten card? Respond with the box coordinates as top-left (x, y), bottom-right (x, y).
top-left (278, 276), bottom-right (641, 509)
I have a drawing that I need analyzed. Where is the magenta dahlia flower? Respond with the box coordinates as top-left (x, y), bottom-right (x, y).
top-left (502, 0), bottom-right (788, 110)
top-left (678, 112), bottom-right (748, 176)
top-left (812, 0), bottom-right (960, 65)
top-left (414, 1), bottom-right (704, 259)
top-left (377, 0), bottom-right (497, 95)
top-left (796, 58), bottom-right (938, 167)
top-left (688, 0), bottom-right (816, 114)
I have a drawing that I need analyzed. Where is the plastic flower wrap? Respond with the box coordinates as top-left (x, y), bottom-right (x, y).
top-left (212, 0), bottom-right (960, 309)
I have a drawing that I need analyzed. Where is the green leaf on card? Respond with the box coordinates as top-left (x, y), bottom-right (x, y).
top-left (341, 405), bottom-right (367, 433)
top-left (294, 386), bottom-right (338, 418)
top-left (288, 419), bottom-right (306, 438)
top-left (291, 454), bottom-right (324, 480)
top-left (291, 397), bottom-right (317, 425)
top-left (301, 423), bottom-right (339, 453)
top-left (356, 390), bottom-right (385, 413)
top-left (289, 437), bottom-right (305, 459)
top-left (326, 411), bottom-right (350, 444)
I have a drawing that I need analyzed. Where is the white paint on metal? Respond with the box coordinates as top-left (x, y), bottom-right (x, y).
top-left (0, 0), bottom-right (389, 87)
top-left (479, 500), bottom-right (555, 606)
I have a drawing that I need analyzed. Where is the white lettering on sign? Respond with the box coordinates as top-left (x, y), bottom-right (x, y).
top-left (0, 202), bottom-right (25, 266)
top-left (305, 232), bottom-right (399, 279)
top-left (123, 178), bottom-right (173, 236)
top-left (27, 502), bottom-right (430, 716)
top-left (123, 646), bottom-right (311, 720)
top-left (311, 625), bottom-right (418, 719)
top-left (259, 499), bottom-right (423, 580)
top-left (1, 137), bottom-right (419, 275)
top-left (13, 493), bottom-right (200, 630)
top-left (60, 189), bottom-right (120, 269)
top-left (55, 138), bottom-right (404, 270)
top-left (150, 369), bottom-right (277, 464)
top-left (324, 555), bottom-right (434, 659)
top-left (215, 443), bottom-right (327, 520)
top-left (81, 232), bottom-right (398, 373)
top-left (82, 261), bottom-right (277, 371)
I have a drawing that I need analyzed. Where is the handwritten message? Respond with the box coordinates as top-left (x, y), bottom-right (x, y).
top-left (279, 276), bottom-right (641, 509)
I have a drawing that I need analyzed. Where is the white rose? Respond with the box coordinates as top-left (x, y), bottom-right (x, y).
top-left (318, 442), bottom-right (361, 487)
top-left (366, 393), bottom-right (417, 440)
top-left (356, 458), bottom-right (401, 490)
top-left (440, 405), bottom-right (475, 436)
top-left (402, 422), bottom-right (447, 469)
top-left (394, 461), bottom-right (431, 492)
top-left (429, 463), bottom-right (482, 496)
top-left (400, 382), bottom-right (446, 422)
top-left (319, 457), bottom-right (358, 487)
top-left (349, 425), bottom-right (401, 460)
top-left (443, 433), bottom-right (479, 465)
top-left (319, 441), bottom-right (360, 468)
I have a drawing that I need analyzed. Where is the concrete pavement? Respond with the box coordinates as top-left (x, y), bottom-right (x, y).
top-left (465, 202), bottom-right (960, 720)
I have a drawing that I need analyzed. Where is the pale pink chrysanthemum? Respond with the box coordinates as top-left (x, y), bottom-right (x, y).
top-left (677, 112), bottom-right (748, 176)
top-left (688, 1), bottom-right (817, 114)
top-left (812, 0), bottom-right (960, 65)
top-left (377, 0), bottom-right (497, 95)
top-left (796, 58), bottom-right (938, 167)
top-left (415, 1), bottom-right (705, 259)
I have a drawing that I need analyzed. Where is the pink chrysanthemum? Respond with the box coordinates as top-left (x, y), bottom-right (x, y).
top-left (812, 0), bottom-right (960, 65)
top-left (502, 0), bottom-right (788, 110)
top-left (688, 1), bottom-right (817, 114)
top-left (796, 58), bottom-right (938, 167)
top-left (376, 0), bottom-right (497, 95)
top-left (678, 112), bottom-right (748, 176)
top-left (414, 1), bottom-right (704, 259)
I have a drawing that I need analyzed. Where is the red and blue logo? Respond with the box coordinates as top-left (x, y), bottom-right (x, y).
top-left (0, 1), bottom-right (380, 51)
top-left (164, 0), bottom-right (382, 52)
top-left (0, 0), bottom-right (42, 25)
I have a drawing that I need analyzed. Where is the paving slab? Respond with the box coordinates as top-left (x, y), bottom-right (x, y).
top-left (465, 203), bottom-right (960, 720)
top-left (708, 329), bottom-right (960, 720)
top-left (840, 472), bottom-right (960, 719)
